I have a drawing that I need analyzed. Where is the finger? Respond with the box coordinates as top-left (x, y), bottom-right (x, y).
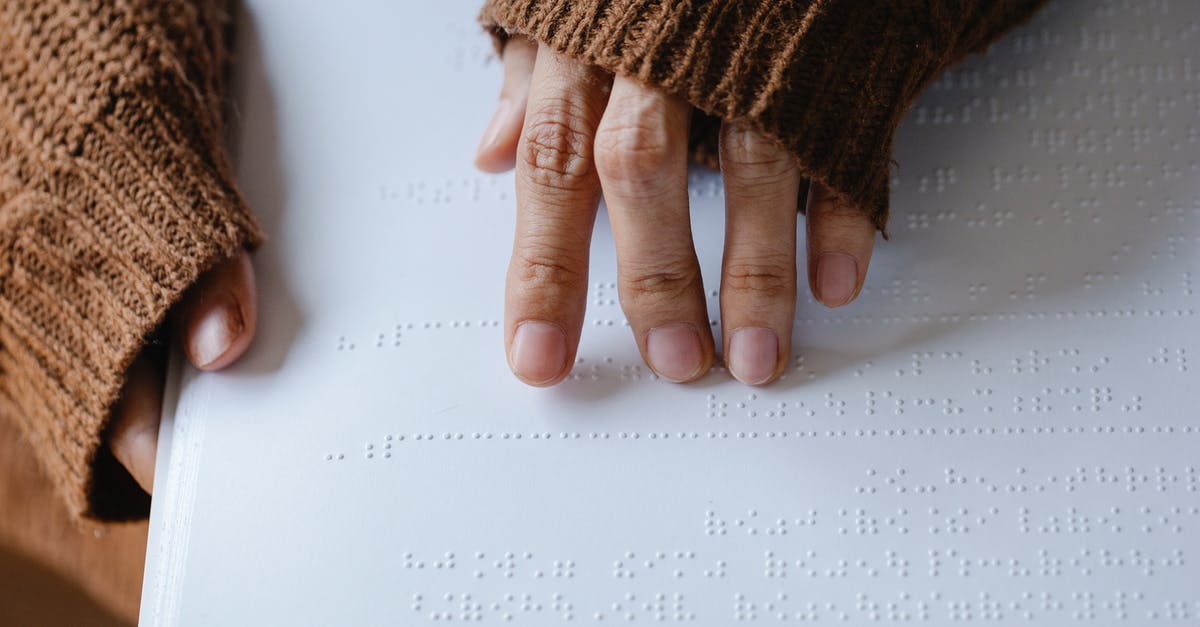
top-left (595, 76), bottom-right (712, 383)
top-left (718, 122), bottom-right (802, 385)
top-left (178, 250), bottom-right (257, 371)
top-left (505, 45), bottom-right (609, 386)
top-left (108, 346), bottom-right (166, 494)
top-left (475, 37), bottom-right (538, 173)
top-left (805, 181), bottom-right (877, 307)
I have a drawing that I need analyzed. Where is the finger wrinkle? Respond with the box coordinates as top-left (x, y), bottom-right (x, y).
top-left (520, 117), bottom-right (599, 197)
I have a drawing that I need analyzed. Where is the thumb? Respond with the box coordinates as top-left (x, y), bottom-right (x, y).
top-left (108, 346), bottom-right (165, 494)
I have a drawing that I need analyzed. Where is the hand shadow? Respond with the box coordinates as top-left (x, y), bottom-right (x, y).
top-left (763, 0), bottom-right (1177, 390)
top-left (221, 1), bottom-right (305, 377)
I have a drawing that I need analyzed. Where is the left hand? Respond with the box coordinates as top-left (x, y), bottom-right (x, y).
top-left (106, 251), bottom-right (257, 493)
top-left (475, 39), bottom-right (877, 387)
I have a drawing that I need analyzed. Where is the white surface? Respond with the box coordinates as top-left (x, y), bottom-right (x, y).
top-left (142, 1), bottom-right (1200, 625)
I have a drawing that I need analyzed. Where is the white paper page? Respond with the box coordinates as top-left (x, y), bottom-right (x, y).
top-left (142, 1), bottom-right (1200, 625)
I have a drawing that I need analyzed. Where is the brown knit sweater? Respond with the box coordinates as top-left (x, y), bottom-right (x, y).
top-left (1, 0), bottom-right (1040, 622)
top-left (481, 0), bottom-right (1047, 233)
top-left (1, 0), bottom-right (260, 521)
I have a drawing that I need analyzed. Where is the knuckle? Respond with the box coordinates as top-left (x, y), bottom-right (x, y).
top-left (721, 124), bottom-right (795, 184)
top-left (621, 259), bottom-right (702, 304)
top-left (594, 115), bottom-right (673, 185)
top-left (512, 243), bottom-right (587, 291)
top-left (723, 255), bottom-right (795, 299)
top-left (519, 102), bottom-right (596, 193)
top-left (809, 183), bottom-right (864, 219)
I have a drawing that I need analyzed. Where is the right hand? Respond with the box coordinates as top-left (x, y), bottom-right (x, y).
top-left (475, 39), bottom-right (878, 387)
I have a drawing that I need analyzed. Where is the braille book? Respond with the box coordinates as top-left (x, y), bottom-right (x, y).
top-left (141, 1), bottom-right (1200, 625)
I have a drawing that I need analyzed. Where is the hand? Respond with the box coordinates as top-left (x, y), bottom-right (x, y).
top-left (476, 40), bottom-right (877, 387)
top-left (106, 251), bottom-right (257, 493)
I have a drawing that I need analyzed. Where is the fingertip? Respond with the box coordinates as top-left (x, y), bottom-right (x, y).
top-left (645, 323), bottom-right (711, 383)
top-left (508, 320), bottom-right (571, 386)
top-left (186, 301), bottom-right (248, 370)
top-left (476, 38), bottom-right (537, 174)
top-left (475, 152), bottom-right (517, 174)
top-left (726, 326), bottom-right (782, 386)
top-left (109, 350), bottom-right (165, 494)
top-left (475, 153), bottom-right (518, 174)
top-left (114, 419), bottom-right (158, 494)
top-left (805, 182), bottom-right (876, 309)
top-left (182, 251), bottom-right (257, 371)
top-left (475, 98), bottom-right (520, 173)
top-left (812, 252), bottom-right (861, 308)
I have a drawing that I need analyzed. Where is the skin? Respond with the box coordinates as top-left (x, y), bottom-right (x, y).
top-left (107, 251), bottom-right (257, 493)
top-left (109, 40), bottom-right (878, 486)
top-left (475, 39), bottom-right (878, 388)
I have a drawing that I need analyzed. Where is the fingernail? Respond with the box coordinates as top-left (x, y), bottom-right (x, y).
top-left (646, 323), bottom-right (704, 383)
top-left (125, 425), bottom-right (159, 493)
top-left (510, 321), bottom-right (567, 385)
top-left (189, 296), bottom-right (244, 369)
top-left (477, 98), bottom-right (512, 155)
top-left (816, 252), bottom-right (858, 307)
top-left (728, 327), bottom-right (779, 385)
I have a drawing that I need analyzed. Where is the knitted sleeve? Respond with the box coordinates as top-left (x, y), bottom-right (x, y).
top-left (0, 0), bottom-right (261, 520)
top-left (480, 0), bottom-right (1047, 233)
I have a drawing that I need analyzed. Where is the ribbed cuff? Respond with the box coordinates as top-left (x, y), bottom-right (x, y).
top-left (481, 0), bottom-right (1045, 233)
top-left (0, 7), bottom-right (261, 518)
